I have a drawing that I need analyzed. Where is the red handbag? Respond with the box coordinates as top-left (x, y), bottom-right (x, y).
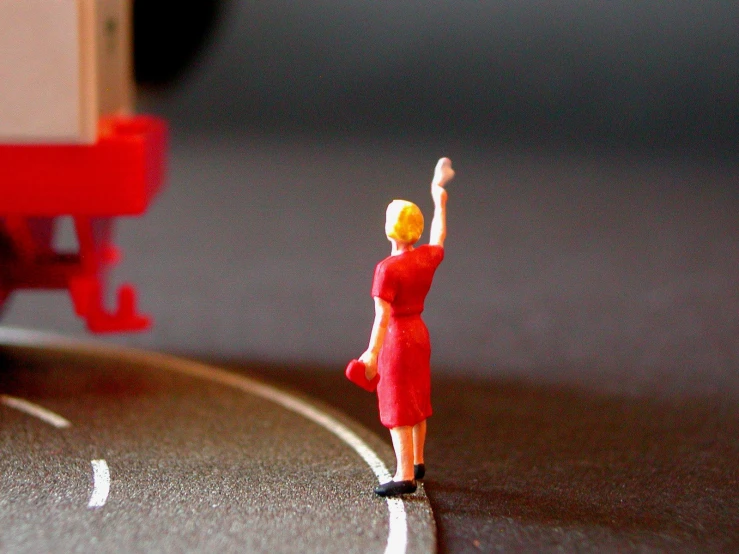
top-left (345, 359), bottom-right (379, 392)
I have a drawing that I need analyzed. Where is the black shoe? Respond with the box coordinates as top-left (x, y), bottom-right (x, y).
top-left (374, 480), bottom-right (417, 497)
top-left (414, 463), bottom-right (425, 480)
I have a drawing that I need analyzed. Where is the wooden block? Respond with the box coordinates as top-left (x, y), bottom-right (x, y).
top-left (0, 0), bottom-right (133, 144)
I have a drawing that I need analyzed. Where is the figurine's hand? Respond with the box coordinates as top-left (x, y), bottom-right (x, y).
top-left (431, 157), bottom-right (455, 189)
top-left (359, 350), bottom-right (378, 381)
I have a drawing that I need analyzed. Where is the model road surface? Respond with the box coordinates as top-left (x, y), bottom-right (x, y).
top-left (0, 328), bottom-right (436, 554)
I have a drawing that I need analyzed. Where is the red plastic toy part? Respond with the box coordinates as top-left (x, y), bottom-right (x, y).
top-left (345, 359), bottom-right (380, 392)
top-left (0, 115), bottom-right (168, 333)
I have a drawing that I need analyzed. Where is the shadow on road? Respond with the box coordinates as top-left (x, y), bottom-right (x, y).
top-left (233, 361), bottom-right (739, 553)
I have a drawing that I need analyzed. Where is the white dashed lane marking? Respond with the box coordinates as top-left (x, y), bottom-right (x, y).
top-left (0, 393), bottom-right (112, 509)
top-left (1, 394), bottom-right (72, 428)
top-left (88, 460), bottom-right (111, 508)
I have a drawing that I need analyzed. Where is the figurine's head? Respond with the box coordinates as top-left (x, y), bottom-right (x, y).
top-left (385, 200), bottom-right (424, 245)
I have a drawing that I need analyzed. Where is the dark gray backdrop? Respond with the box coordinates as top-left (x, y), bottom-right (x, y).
top-left (4, 1), bottom-right (738, 394)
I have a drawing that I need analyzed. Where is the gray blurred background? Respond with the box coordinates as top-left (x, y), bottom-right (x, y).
top-left (5, 0), bottom-right (739, 394)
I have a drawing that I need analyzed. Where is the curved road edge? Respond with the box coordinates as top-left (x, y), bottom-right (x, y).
top-left (0, 326), bottom-right (437, 554)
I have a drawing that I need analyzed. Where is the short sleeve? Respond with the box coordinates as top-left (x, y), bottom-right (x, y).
top-left (424, 244), bottom-right (445, 268)
top-left (371, 259), bottom-right (396, 303)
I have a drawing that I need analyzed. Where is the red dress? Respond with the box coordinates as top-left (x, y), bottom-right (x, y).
top-left (371, 244), bottom-right (444, 428)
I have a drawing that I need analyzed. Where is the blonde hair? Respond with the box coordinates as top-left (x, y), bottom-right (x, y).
top-left (385, 200), bottom-right (424, 244)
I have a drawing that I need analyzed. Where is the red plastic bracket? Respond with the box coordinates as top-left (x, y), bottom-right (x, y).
top-left (0, 116), bottom-right (167, 332)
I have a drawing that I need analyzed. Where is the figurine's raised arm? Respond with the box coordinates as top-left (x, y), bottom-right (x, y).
top-left (429, 157), bottom-right (454, 247)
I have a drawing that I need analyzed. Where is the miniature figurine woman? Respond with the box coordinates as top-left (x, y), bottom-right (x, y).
top-left (359, 157), bottom-right (454, 497)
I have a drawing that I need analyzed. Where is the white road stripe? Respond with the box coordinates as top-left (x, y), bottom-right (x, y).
top-left (1, 394), bottom-right (71, 428)
top-left (88, 459), bottom-right (110, 508)
top-left (0, 328), bottom-right (411, 554)
top-left (141, 354), bottom-right (409, 554)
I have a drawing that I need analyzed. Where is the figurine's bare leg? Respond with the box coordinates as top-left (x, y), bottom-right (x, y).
top-left (412, 419), bottom-right (426, 465)
top-left (389, 426), bottom-right (414, 481)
